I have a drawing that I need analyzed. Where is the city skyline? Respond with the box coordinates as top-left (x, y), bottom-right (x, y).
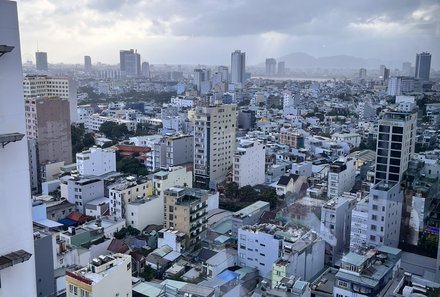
top-left (17, 0), bottom-right (440, 68)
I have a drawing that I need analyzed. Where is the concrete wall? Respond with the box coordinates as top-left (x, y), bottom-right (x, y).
top-left (34, 233), bottom-right (56, 297)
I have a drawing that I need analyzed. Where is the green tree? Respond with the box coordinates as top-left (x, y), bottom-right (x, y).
top-left (99, 121), bottom-right (119, 138)
top-left (258, 188), bottom-right (278, 208)
top-left (224, 182), bottom-right (239, 199)
top-left (83, 133), bottom-right (95, 147)
top-left (239, 185), bottom-right (257, 202)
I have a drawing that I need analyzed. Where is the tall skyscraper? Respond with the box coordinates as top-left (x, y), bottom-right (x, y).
top-left (415, 52), bottom-right (431, 81)
top-left (218, 65), bottom-right (229, 82)
top-left (359, 68), bottom-right (367, 80)
top-left (402, 62), bottom-right (411, 76)
top-left (84, 55), bottom-right (92, 72)
top-left (120, 49), bottom-right (141, 77)
top-left (23, 75), bottom-right (78, 123)
top-left (193, 104), bottom-right (237, 189)
top-left (231, 50), bottom-right (245, 85)
top-left (265, 58), bottom-right (277, 76)
top-left (0, 1), bottom-right (37, 296)
top-left (35, 51), bottom-right (48, 71)
top-left (277, 61), bottom-right (285, 76)
top-left (383, 67), bottom-right (390, 81)
top-left (141, 61), bottom-right (150, 78)
top-left (375, 109), bottom-right (417, 184)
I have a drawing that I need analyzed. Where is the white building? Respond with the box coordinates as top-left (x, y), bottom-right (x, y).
top-left (331, 133), bottom-right (361, 148)
top-left (77, 105), bottom-right (94, 124)
top-left (238, 224), bottom-right (324, 280)
top-left (157, 228), bottom-right (187, 253)
top-left (23, 75), bottom-right (78, 123)
top-left (320, 195), bottom-right (356, 266)
top-left (153, 166), bottom-right (193, 197)
top-left (327, 158), bottom-right (356, 198)
top-left (233, 139), bottom-right (265, 187)
top-left (153, 134), bottom-right (194, 170)
top-left (76, 147), bottom-right (116, 176)
top-left (61, 177), bottom-right (105, 213)
top-left (194, 104), bottom-right (237, 189)
top-left (170, 96), bottom-right (197, 107)
top-left (366, 181), bottom-right (403, 248)
top-left (85, 114), bottom-right (136, 132)
top-left (126, 195), bottom-right (163, 230)
top-left (375, 110), bottom-right (417, 184)
top-left (108, 177), bottom-right (151, 219)
top-left (350, 199), bottom-right (369, 251)
top-left (65, 254), bottom-right (132, 297)
top-left (0, 2), bottom-right (37, 295)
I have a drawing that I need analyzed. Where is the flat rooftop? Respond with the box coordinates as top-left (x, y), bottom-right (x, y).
top-left (233, 201), bottom-right (270, 219)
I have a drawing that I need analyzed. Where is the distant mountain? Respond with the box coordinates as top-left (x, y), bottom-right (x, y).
top-left (265, 52), bottom-right (402, 70)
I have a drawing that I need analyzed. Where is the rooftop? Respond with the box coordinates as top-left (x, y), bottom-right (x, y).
top-left (233, 201), bottom-right (270, 219)
top-left (66, 253), bottom-right (130, 285)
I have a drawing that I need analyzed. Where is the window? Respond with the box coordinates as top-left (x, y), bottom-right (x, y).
top-left (370, 235), bottom-right (376, 241)
top-left (371, 224), bottom-right (376, 231)
top-left (338, 280), bottom-right (349, 288)
top-left (69, 285), bottom-right (74, 293)
top-left (372, 204), bottom-right (378, 210)
top-left (372, 214), bottom-right (377, 221)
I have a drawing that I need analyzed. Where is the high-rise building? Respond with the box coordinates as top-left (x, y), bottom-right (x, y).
top-left (265, 58), bottom-right (277, 76)
top-left (25, 97), bottom-right (72, 192)
top-left (383, 67), bottom-right (390, 81)
top-left (415, 52), bottom-right (431, 81)
top-left (218, 65), bottom-right (229, 82)
top-left (0, 1), bottom-right (37, 296)
top-left (193, 104), bottom-right (237, 189)
top-left (359, 68), bottom-right (367, 80)
top-left (141, 61), bottom-right (150, 78)
top-left (277, 61), bottom-right (285, 76)
top-left (402, 62), bottom-right (411, 76)
top-left (375, 109), bottom-right (417, 184)
top-left (231, 50), bottom-right (245, 85)
top-left (327, 158), bottom-right (356, 198)
top-left (84, 55), bottom-right (91, 72)
top-left (35, 51), bottom-right (48, 71)
top-left (120, 49), bottom-right (141, 77)
top-left (65, 254), bottom-right (132, 297)
top-left (23, 75), bottom-right (78, 123)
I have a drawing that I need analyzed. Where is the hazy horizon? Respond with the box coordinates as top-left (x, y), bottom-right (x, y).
top-left (17, 0), bottom-right (440, 68)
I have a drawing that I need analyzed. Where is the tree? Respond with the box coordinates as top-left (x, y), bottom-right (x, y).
top-left (83, 133), bottom-right (95, 147)
top-left (99, 121), bottom-right (119, 138)
top-left (224, 182), bottom-right (239, 199)
top-left (117, 156), bottom-right (149, 176)
top-left (259, 188), bottom-right (278, 208)
top-left (239, 185), bottom-right (257, 202)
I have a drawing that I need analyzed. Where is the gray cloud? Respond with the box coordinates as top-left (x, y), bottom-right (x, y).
top-left (16, 0), bottom-right (440, 67)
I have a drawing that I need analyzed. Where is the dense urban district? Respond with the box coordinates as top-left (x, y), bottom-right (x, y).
top-left (2, 1), bottom-right (440, 297)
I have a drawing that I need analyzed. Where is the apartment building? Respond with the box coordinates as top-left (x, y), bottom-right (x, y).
top-left (76, 147), bottom-right (116, 176)
top-left (233, 139), bottom-right (265, 187)
top-left (65, 254), bottom-right (132, 297)
top-left (163, 187), bottom-right (209, 249)
top-left (154, 134), bottom-right (194, 170)
top-left (327, 158), bottom-right (356, 198)
top-left (194, 104), bottom-right (237, 189)
top-left (23, 75), bottom-right (78, 122)
top-left (238, 224), bottom-right (324, 280)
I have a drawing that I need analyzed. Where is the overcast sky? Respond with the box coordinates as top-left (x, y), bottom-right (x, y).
top-left (16, 0), bottom-right (440, 68)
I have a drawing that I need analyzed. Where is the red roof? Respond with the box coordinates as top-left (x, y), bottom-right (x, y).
top-left (113, 145), bottom-right (150, 153)
top-left (67, 211), bottom-right (88, 223)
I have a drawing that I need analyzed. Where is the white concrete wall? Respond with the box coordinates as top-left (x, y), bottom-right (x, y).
top-left (0, 2), bottom-right (37, 296)
top-left (126, 196), bottom-right (164, 230)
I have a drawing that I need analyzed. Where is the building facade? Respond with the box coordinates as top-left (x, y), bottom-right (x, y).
top-left (0, 2), bottom-right (37, 295)
top-left (76, 147), bottom-right (116, 176)
top-left (233, 139), bottom-right (265, 187)
top-left (415, 52), bottom-right (431, 81)
top-left (231, 50), bottom-right (246, 86)
top-left (193, 104), bottom-right (237, 189)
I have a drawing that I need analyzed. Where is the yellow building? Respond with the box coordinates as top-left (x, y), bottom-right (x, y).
top-left (164, 187), bottom-right (209, 248)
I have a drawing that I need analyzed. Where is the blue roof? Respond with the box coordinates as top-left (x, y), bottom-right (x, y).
top-left (58, 218), bottom-right (77, 226)
top-left (217, 270), bottom-right (239, 281)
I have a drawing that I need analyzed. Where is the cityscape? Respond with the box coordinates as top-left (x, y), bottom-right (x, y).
top-left (1, 1), bottom-right (440, 297)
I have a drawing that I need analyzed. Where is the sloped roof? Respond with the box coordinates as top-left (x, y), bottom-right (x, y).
top-left (107, 238), bottom-right (130, 254)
